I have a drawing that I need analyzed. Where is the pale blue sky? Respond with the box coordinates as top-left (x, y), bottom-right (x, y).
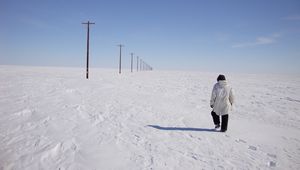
top-left (1, 0), bottom-right (300, 73)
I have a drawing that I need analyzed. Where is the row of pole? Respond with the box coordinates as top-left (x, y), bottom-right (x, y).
top-left (82, 21), bottom-right (153, 79)
top-left (130, 53), bottom-right (153, 73)
top-left (118, 45), bottom-right (153, 74)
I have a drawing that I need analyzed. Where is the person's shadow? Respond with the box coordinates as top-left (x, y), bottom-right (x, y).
top-left (147, 125), bottom-right (218, 132)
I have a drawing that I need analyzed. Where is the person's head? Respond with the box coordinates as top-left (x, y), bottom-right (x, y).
top-left (217, 74), bottom-right (226, 82)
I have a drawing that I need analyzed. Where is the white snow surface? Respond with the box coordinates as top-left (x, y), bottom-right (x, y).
top-left (0, 66), bottom-right (300, 169)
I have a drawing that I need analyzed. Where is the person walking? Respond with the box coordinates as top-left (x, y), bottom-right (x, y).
top-left (210, 74), bottom-right (234, 132)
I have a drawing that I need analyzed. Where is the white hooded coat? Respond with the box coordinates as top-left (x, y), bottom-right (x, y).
top-left (210, 80), bottom-right (234, 115)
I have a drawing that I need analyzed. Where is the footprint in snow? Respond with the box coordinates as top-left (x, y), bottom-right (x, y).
top-left (268, 161), bottom-right (276, 167)
top-left (248, 145), bottom-right (257, 151)
top-left (235, 139), bottom-right (247, 143)
top-left (188, 152), bottom-right (202, 161)
top-left (234, 138), bottom-right (258, 151)
top-left (34, 139), bottom-right (41, 147)
top-left (267, 153), bottom-right (277, 159)
top-left (88, 112), bottom-right (105, 125)
top-left (40, 116), bottom-right (51, 126)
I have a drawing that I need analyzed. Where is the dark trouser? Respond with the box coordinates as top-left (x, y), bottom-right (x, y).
top-left (211, 111), bottom-right (228, 131)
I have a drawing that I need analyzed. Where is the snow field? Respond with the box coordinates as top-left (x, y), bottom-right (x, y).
top-left (0, 66), bottom-right (300, 169)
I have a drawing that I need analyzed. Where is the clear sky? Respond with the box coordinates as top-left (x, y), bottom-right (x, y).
top-left (1, 0), bottom-right (300, 73)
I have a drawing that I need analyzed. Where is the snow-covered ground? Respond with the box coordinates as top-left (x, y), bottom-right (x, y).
top-left (0, 65), bottom-right (299, 169)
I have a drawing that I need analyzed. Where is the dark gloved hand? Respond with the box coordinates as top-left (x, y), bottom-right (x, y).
top-left (210, 105), bottom-right (213, 108)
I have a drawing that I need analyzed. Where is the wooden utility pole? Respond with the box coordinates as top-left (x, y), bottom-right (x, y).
top-left (130, 53), bottom-right (134, 73)
top-left (117, 44), bottom-right (124, 74)
top-left (82, 21), bottom-right (95, 79)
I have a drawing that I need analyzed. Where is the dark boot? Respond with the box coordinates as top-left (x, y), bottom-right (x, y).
top-left (221, 114), bottom-right (228, 132)
top-left (211, 111), bottom-right (220, 127)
